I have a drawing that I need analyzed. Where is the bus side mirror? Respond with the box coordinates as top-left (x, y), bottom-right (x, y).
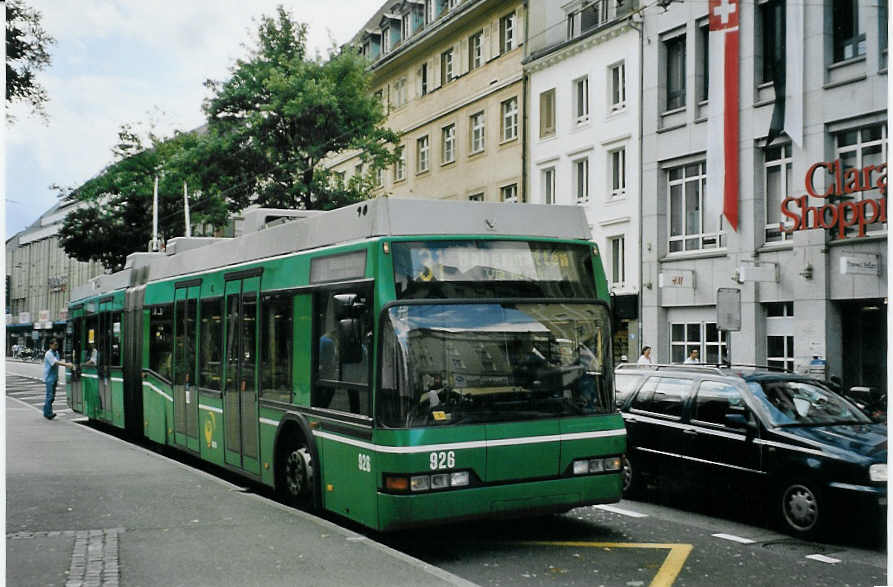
top-left (334, 293), bottom-right (366, 320)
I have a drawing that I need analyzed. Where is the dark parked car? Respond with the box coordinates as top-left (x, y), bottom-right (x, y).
top-left (615, 364), bottom-right (887, 537)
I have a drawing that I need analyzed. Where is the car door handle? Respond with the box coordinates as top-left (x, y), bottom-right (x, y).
top-left (683, 428), bottom-right (698, 435)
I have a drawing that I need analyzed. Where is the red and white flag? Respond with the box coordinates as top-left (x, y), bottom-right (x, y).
top-left (706, 0), bottom-right (740, 232)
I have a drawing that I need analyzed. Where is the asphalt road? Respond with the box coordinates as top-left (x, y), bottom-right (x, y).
top-left (5, 359), bottom-right (888, 586)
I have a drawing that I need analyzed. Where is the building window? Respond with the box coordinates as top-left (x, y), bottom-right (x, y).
top-left (574, 76), bottom-right (589, 125)
top-left (500, 11), bottom-right (515, 54)
top-left (764, 143), bottom-right (793, 243)
top-left (468, 192), bottom-right (484, 202)
top-left (376, 167), bottom-right (384, 187)
top-left (392, 77), bottom-right (408, 108)
top-left (500, 183), bottom-right (522, 203)
top-left (402, 12), bottom-right (412, 39)
top-left (609, 61), bottom-right (626, 112)
top-left (394, 147), bottom-right (406, 181)
top-left (671, 322), bottom-right (728, 364)
top-left (469, 31), bottom-right (483, 70)
top-left (609, 147), bottom-right (626, 199)
top-left (758, 0), bottom-right (784, 85)
top-left (833, 0), bottom-right (865, 62)
top-left (501, 97), bottom-right (518, 142)
top-left (668, 161), bottom-right (723, 252)
top-left (581, 0), bottom-right (607, 33)
top-left (419, 63), bottom-right (428, 96)
top-left (416, 135), bottom-right (429, 173)
top-left (470, 111), bottom-right (485, 154)
top-left (539, 88), bottom-right (556, 138)
top-left (665, 35), bottom-right (686, 111)
top-left (697, 21), bottom-right (709, 101)
top-left (766, 302), bottom-right (794, 372)
top-left (382, 26), bottom-right (391, 53)
top-left (441, 49), bottom-right (454, 85)
top-left (609, 235), bottom-right (625, 288)
top-left (441, 124), bottom-right (455, 164)
top-left (354, 163), bottom-right (364, 179)
top-left (574, 157), bottom-right (589, 203)
top-left (835, 123), bottom-right (887, 234)
top-left (542, 167), bottom-right (556, 204)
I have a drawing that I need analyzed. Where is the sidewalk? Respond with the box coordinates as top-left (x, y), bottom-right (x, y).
top-left (6, 394), bottom-right (476, 587)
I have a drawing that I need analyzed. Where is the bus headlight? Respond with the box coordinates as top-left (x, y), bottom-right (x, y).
top-left (411, 475), bottom-right (430, 492)
top-left (870, 464), bottom-right (887, 482)
top-left (573, 456), bottom-right (623, 475)
top-left (450, 471), bottom-right (469, 487)
top-left (573, 460), bottom-right (590, 475)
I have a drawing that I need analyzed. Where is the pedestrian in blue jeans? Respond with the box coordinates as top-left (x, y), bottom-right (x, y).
top-left (43, 338), bottom-right (71, 420)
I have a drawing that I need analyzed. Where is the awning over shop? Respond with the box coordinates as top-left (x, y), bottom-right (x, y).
top-left (6, 323), bottom-right (33, 330)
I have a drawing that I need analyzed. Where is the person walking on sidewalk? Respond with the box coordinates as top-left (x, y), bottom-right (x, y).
top-left (637, 346), bottom-right (655, 365)
top-left (43, 339), bottom-right (71, 420)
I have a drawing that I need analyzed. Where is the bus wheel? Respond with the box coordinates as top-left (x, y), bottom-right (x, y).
top-left (278, 436), bottom-right (314, 509)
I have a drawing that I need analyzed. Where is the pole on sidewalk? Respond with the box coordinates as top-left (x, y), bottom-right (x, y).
top-left (152, 176), bottom-right (160, 252)
top-left (184, 181), bottom-right (191, 238)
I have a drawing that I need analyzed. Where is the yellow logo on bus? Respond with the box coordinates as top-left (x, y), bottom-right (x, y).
top-left (204, 412), bottom-right (216, 448)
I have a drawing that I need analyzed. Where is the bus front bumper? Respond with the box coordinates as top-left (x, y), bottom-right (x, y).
top-left (376, 472), bottom-right (622, 532)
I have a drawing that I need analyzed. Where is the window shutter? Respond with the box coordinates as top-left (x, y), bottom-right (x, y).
top-left (456, 41), bottom-right (466, 76)
top-left (490, 20), bottom-right (500, 58)
top-left (515, 9), bottom-right (524, 47)
top-left (431, 55), bottom-right (441, 90)
top-left (482, 22), bottom-right (492, 62)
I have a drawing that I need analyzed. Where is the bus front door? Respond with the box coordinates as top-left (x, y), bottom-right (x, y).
top-left (223, 275), bottom-right (260, 475)
top-left (173, 285), bottom-right (200, 452)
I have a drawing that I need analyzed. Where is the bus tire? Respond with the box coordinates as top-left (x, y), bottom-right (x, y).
top-left (277, 433), bottom-right (315, 510)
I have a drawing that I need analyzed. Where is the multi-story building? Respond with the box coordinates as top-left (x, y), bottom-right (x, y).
top-left (331, 0), bottom-right (527, 203)
top-left (6, 199), bottom-right (105, 352)
top-left (524, 0), bottom-right (641, 361)
top-left (640, 0), bottom-right (887, 394)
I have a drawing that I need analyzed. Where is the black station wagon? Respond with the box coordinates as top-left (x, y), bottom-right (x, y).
top-left (615, 364), bottom-right (887, 537)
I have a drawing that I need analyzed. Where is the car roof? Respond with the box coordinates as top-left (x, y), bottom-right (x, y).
top-left (615, 363), bottom-right (817, 384)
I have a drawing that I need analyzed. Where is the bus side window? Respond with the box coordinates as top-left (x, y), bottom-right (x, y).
top-left (149, 304), bottom-right (174, 380)
top-left (312, 289), bottom-right (371, 416)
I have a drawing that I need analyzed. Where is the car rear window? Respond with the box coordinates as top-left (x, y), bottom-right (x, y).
top-left (631, 376), bottom-right (693, 417)
top-left (614, 374), bottom-right (642, 404)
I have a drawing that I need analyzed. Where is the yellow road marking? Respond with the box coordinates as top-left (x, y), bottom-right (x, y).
top-left (512, 541), bottom-right (693, 587)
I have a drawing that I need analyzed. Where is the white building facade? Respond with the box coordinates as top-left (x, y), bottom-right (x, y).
top-left (525, 0), bottom-right (642, 360)
top-left (640, 0), bottom-right (887, 394)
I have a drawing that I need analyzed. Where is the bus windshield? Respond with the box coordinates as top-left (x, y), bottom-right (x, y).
top-left (377, 302), bottom-right (614, 427)
top-left (392, 240), bottom-right (596, 299)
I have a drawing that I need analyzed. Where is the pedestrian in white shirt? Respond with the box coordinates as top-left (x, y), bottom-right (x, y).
top-left (637, 346), bottom-right (654, 365)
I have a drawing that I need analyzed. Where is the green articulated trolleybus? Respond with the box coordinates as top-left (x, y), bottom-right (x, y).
top-left (66, 198), bottom-right (625, 531)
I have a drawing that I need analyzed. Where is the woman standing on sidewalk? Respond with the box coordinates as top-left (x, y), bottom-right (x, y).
top-left (43, 339), bottom-right (71, 420)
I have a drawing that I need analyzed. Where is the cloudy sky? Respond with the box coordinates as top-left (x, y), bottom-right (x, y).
top-left (5, 0), bottom-right (381, 238)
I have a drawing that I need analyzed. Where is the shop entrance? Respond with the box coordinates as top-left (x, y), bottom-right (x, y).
top-left (839, 299), bottom-right (887, 396)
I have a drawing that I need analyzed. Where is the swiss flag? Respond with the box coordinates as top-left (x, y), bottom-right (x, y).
top-left (706, 0), bottom-right (740, 231)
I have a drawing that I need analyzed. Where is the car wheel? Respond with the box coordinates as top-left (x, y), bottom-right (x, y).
top-left (779, 481), bottom-right (822, 536)
top-left (622, 455), bottom-right (639, 496)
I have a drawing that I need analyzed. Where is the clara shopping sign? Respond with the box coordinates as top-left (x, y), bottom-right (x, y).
top-left (781, 158), bottom-right (887, 239)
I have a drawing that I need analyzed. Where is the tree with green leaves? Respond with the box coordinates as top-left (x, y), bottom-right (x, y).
top-left (58, 125), bottom-right (229, 271)
top-left (6, 0), bottom-right (55, 122)
top-left (195, 5), bottom-right (398, 212)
